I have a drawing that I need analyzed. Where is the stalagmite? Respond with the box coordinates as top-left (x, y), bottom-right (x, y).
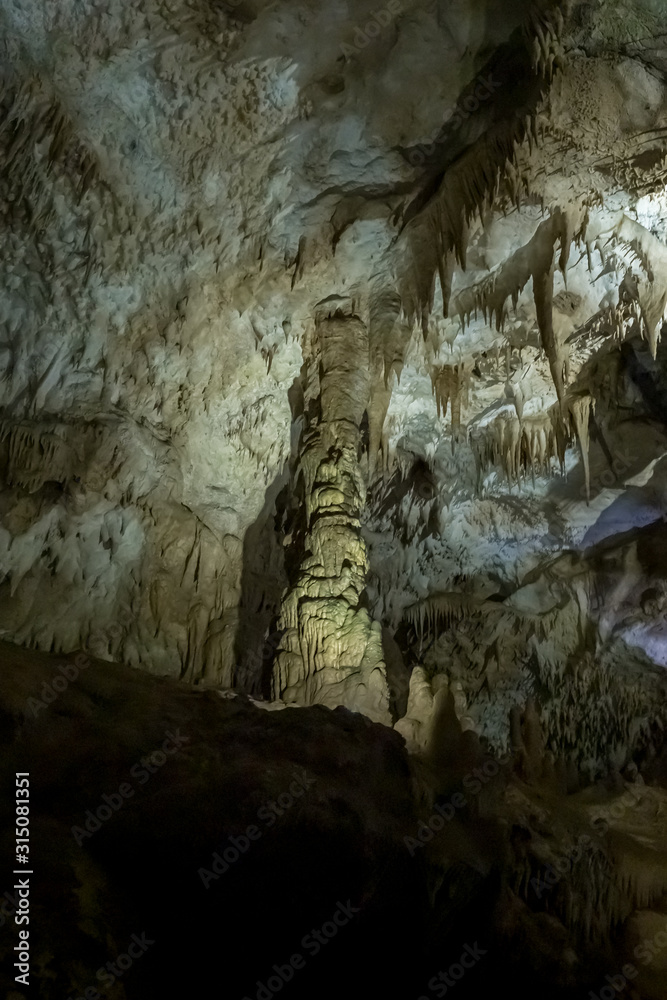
top-left (273, 314), bottom-right (390, 723)
top-left (2, 11), bottom-right (667, 988)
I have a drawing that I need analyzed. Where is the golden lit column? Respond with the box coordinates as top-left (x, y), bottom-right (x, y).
top-left (272, 313), bottom-right (390, 723)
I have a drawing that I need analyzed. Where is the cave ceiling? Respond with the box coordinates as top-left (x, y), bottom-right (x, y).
top-left (1, 0), bottom-right (667, 765)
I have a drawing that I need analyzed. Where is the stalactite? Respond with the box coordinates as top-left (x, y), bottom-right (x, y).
top-left (470, 408), bottom-right (567, 487)
top-left (0, 420), bottom-right (76, 492)
top-left (398, 98), bottom-right (538, 331)
top-left (568, 298), bottom-right (644, 347)
top-left (367, 381), bottom-right (393, 481)
top-left (436, 240), bottom-right (453, 318)
top-left (527, 4), bottom-right (564, 80)
top-left (0, 76), bottom-right (104, 229)
top-left (430, 364), bottom-right (465, 446)
top-left (367, 287), bottom-right (404, 479)
top-left (533, 257), bottom-right (565, 402)
top-left (404, 592), bottom-right (477, 650)
top-left (508, 379), bottom-right (525, 421)
top-left (403, 591), bottom-right (519, 650)
top-left (452, 209), bottom-right (583, 398)
top-left (567, 395), bottom-right (595, 502)
top-left (581, 214), bottom-right (667, 358)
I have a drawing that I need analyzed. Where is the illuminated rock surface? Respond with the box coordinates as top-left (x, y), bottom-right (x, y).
top-left (2, 0), bottom-right (667, 994)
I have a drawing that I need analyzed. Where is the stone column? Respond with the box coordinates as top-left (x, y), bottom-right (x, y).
top-left (272, 313), bottom-right (390, 723)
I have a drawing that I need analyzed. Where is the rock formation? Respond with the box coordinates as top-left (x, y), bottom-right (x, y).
top-left (273, 313), bottom-right (390, 722)
top-left (2, 0), bottom-right (667, 994)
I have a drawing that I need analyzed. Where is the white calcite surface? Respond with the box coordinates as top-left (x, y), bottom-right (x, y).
top-left (1, 0), bottom-right (667, 754)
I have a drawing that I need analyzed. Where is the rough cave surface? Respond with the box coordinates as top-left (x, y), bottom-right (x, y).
top-left (2, 0), bottom-right (667, 995)
top-left (2, 642), bottom-right (667, 1000)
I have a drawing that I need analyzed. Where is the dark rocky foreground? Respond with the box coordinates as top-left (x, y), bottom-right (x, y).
top-left (1, 640), bottom-right (666, 1000)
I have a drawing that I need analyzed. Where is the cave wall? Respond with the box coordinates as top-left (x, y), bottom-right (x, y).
top-left (1, 0), bottom-right (667, 757)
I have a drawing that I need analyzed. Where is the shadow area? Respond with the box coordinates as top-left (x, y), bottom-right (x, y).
top-left (232, 470), bottom-right (290, 698)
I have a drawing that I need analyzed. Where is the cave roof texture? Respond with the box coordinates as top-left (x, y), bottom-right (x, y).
top-left (3, 0), bottom-right (667, 751)
top-left (4, 0), bottom-right (667, 997)
top-left (3, 0), bottom-right (667, 739)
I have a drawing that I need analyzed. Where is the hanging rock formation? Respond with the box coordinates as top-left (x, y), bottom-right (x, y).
top-left (1, 0), bottom-right (667, 995)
